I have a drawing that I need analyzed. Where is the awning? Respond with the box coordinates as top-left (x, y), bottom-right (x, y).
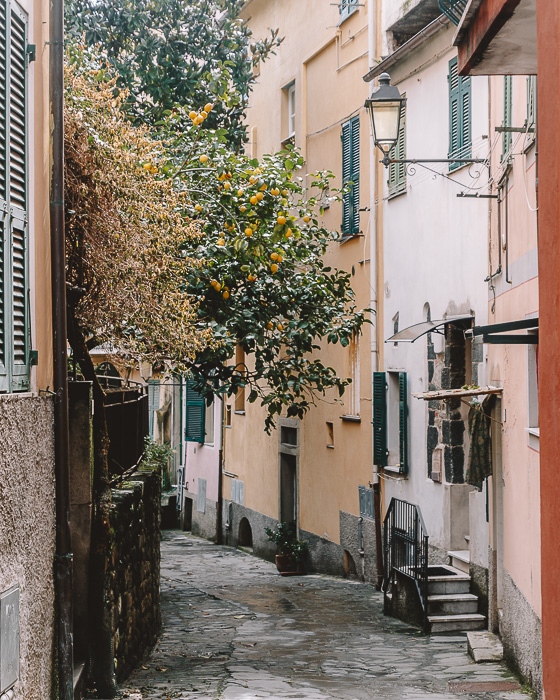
top-left (412, 386), bottom-right (503, 401)
top-left (465, 317), bottom-right (538, 344)
top-left (386, 315), bottom-right (473, 344)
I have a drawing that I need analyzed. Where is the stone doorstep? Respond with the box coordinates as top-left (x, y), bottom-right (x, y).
top-left (467, 630), bottom-right (504, 663)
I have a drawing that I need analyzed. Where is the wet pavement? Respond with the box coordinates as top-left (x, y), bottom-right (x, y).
top-left (119, 531), bottom-right (530, 700)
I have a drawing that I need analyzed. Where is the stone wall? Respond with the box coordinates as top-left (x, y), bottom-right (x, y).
top-left (0, 395), bottom-right (55, 700)
top-left (109, 471), bottom-right (161, 682)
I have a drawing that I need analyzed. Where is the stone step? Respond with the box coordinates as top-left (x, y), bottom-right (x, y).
top-left (427, 565), bottom-right (471, 595)
top-left (427, 593), bottom-right (479, 616)
top-left (428, 613), bottom-right (486, 633)
top-left (467, 630), bottom-right (504, 662)
top-left (448, 549), bottom-right (470, 574)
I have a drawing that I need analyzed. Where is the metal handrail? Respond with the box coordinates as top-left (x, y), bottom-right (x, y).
top-left (383, 497), bottom-right (429, 629)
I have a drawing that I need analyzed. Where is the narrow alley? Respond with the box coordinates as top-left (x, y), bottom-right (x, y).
top-left (118, 531), bottom-right (528, 700)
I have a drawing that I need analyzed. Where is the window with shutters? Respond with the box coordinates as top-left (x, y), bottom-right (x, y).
top-left (339, 0), bottom-right (359, 21)
top-left (502, 75), bottom-right (513, 161)
top-left (448, 56), bottom-right (471, 171)
top-left (341, 115), bottom-right (360, 238)
top-left (526, 75), bottom-right (536, 149)
top-left (0, 1), bottom-right (30, 393)
top-left (388, 95), bottom-right (406, 198)
top-left (373, 371), bottom-right (408, 474)
top-left (185, 381), bottom-right (206, 443)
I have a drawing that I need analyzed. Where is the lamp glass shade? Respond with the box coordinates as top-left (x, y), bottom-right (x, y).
top-left (368, 100), bottom-right (402, 150)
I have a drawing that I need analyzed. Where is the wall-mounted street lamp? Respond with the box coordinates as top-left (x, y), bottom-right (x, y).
top-left (364, 72), bottom-right (486, 169)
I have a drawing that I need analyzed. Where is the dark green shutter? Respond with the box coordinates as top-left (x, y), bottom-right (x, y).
top-left (8, 5), bottom-right (28, 390)
top-left (388, 96), bottom-right (406, 196)
top-left (398, 372), bottom-right (408, 474)
top-left (185, 381), bottom-right (206, 443)
top-left (502, 76), bottom-right (512, 160)
top-left (448, 57), bottom-right (471, 169)
top-left (373, 372), bottom-right (387, 466)
top-left (341, 115), bottom-right (359, 237)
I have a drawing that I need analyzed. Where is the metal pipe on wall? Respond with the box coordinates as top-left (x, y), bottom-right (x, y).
top-left (50, 0), bottom-right (74, 695)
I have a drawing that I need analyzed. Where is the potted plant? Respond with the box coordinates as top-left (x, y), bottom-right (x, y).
top-left (265, 521), bottom-right (308, 575)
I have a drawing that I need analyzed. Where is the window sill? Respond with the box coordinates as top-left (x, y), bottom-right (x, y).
top-left (326, 444), bottom-right (335, 449)
top-left (234, 410), bottom-right (246, 415)
top-left (527, 427), bottom-right (540, 451)
top-left (388, 186), bottom-right (407, 201)
top-left (281, 135), bottom-right (295, 149)
top-left (341, 414), bottom-right (361, 423)
top-left (383, 465), bottom-right (406, 476)
top-left (339, 232), bottom-right (362, 244)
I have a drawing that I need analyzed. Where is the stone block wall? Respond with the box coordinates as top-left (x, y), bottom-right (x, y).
top-left (109, 471), bottom-right (161, 682)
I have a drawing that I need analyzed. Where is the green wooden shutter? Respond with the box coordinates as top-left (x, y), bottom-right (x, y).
top-left (373, 372), bottom-right (387, 466)
top-left (502, 75), bottom-right (512, 160)
top-left (398, 372), bottom-right (408, 474)
top-left (526, 76), bottom-right (536, 146)
top-left (388, 96), bottom-right (406, 196)
top-left (8, 3), bottom-right (28, 391)
top-left (341, 115), bottom-right (359, 237)
top-left (185, 381), bottom-right (206, 443)
top-left (448, 57), bottom-right (471, 169)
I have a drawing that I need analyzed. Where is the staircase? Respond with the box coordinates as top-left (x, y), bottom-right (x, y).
top-left (382, 499), bottom-right (487, 634)
top-left (426, 560), bottom-right (486, 633)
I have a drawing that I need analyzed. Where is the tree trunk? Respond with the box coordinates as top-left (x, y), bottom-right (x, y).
top-left (67, 301), bottom-right (119, 697)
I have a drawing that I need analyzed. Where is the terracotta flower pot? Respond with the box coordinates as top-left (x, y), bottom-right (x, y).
top-left (275, 554), bottom-right (304, 576)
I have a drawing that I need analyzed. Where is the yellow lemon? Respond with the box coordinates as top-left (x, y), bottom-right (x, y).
top-left (271, 188), bottom-right (280, 196)
top-left (303, 215), bottom-right (310, 223)
top-left (277, 254), bottom-right (283, 263)
top-left (200, 110), bottom-right (208, 119)
top-left (237, 189), bottom-right (244, 197)
top-left (194, 203), bottom-right (203, 212)
top-left (222, 290), bottom-right (230, 300)
top-left (217, 238), bottom-right (226, 246)
top-left (244, 227), bottom-right (254, 237)
top-left (267, 321), bottom-right (273, 330)
top-left (240, 205), bottom-right (247, 212)
top-left (277, 323), bottom-right (283, 331)
top-left (256, 191), bottom-right (264, 201)
top-left (277, 215), bottom-right (287, 225)
top-left (259, 183), bottom-right (267, 191)
top-left (270, 252), bottom-right (279, 261)
top-left (204, 103), bottom-right (213, 112)
top-left (270, 263), bottom-right (279, 273)
top-left (199, 154), bottom-right (209, 163)
top-left (285, 228), bottom-right (293, 238)
top-left (250, 195), bottom-right (258, 205)
top-left (224, 181), bottom-right (231, 190)
top-left (188, 111), bottom-right (197, 120)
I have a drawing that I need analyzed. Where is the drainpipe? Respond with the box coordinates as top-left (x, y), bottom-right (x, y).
top-left (50, 0), bottom-right (74, 697)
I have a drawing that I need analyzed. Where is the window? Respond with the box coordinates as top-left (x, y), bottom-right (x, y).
top-left (339, 0), bottom-right (359, 21)
top-left (185, 381), bottom-right (206, 443)
top-left (388, 95), bottom-right (406, 197)
top-left (373, 371), bottom-right (408, 474)
top-left (341, 115), bottom-right (360, 238)
top-left (502, 76), bottom-right (513, 161)
top-left (287, 83), bottom-right (296, 139)
top-left (0, 1), bottom-right (30, 393)
top-left (448, 56), bottom-right (471, 170)
top-left (527, 334), bottom-right (539, 445)
top-left (282, 82), bottom-right (296, 145)
top-left (526, 75), bottom-right (536, 148)
top-left (204, 398), bottom-right (215, 445)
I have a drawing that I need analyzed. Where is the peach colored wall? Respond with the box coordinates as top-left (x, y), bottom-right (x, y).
top-left (28, 0), bottom-right (53, 392)
top-left (486, 73), bottom-right (540, 616)
top-left (235, 0), bottom-right (374, 542)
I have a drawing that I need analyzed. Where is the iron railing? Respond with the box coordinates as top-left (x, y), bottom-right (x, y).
top-left (383, 497), bottom-right (429, 627)
top-left (438, 0), bottom-right (468, 25)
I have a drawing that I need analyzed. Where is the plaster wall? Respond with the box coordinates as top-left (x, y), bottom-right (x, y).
top-left (227, 0), bottom-right (375, 550)
top-left (0, 395), bottom-right (55, 700)
top-left (378, 30), bottom-right (489, 553)
top-left (185, 397), bottom-right (222, 504)
top-left (28, 0), bottom-right (54, 393)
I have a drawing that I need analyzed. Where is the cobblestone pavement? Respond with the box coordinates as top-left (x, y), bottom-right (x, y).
top-left (119, 531), bottom-right (530, 700)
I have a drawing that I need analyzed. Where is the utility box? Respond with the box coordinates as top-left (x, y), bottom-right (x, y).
top-left (0, 587), bottom-right (19, 693)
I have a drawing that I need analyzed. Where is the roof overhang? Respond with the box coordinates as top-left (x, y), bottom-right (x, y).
top-left (465, 317), bottom-right (538, 343)
top-left (453, 0), bottom-right (537, 76)
top-left (386, 314), bottom-right (473, 343)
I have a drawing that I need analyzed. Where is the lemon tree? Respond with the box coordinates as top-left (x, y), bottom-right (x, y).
top-left (65, 0), bottom-right (282, 150)
top-left (166, 109), bottom-right (369, 431)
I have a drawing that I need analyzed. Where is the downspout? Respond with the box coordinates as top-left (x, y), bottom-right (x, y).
top-left (50, 0), bottom-right (74, 695)
top-left (368, 0), bottom-right (384, 591)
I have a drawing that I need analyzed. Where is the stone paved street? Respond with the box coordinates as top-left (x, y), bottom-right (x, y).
top-left (119, 531), bottom-right (531, 700)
